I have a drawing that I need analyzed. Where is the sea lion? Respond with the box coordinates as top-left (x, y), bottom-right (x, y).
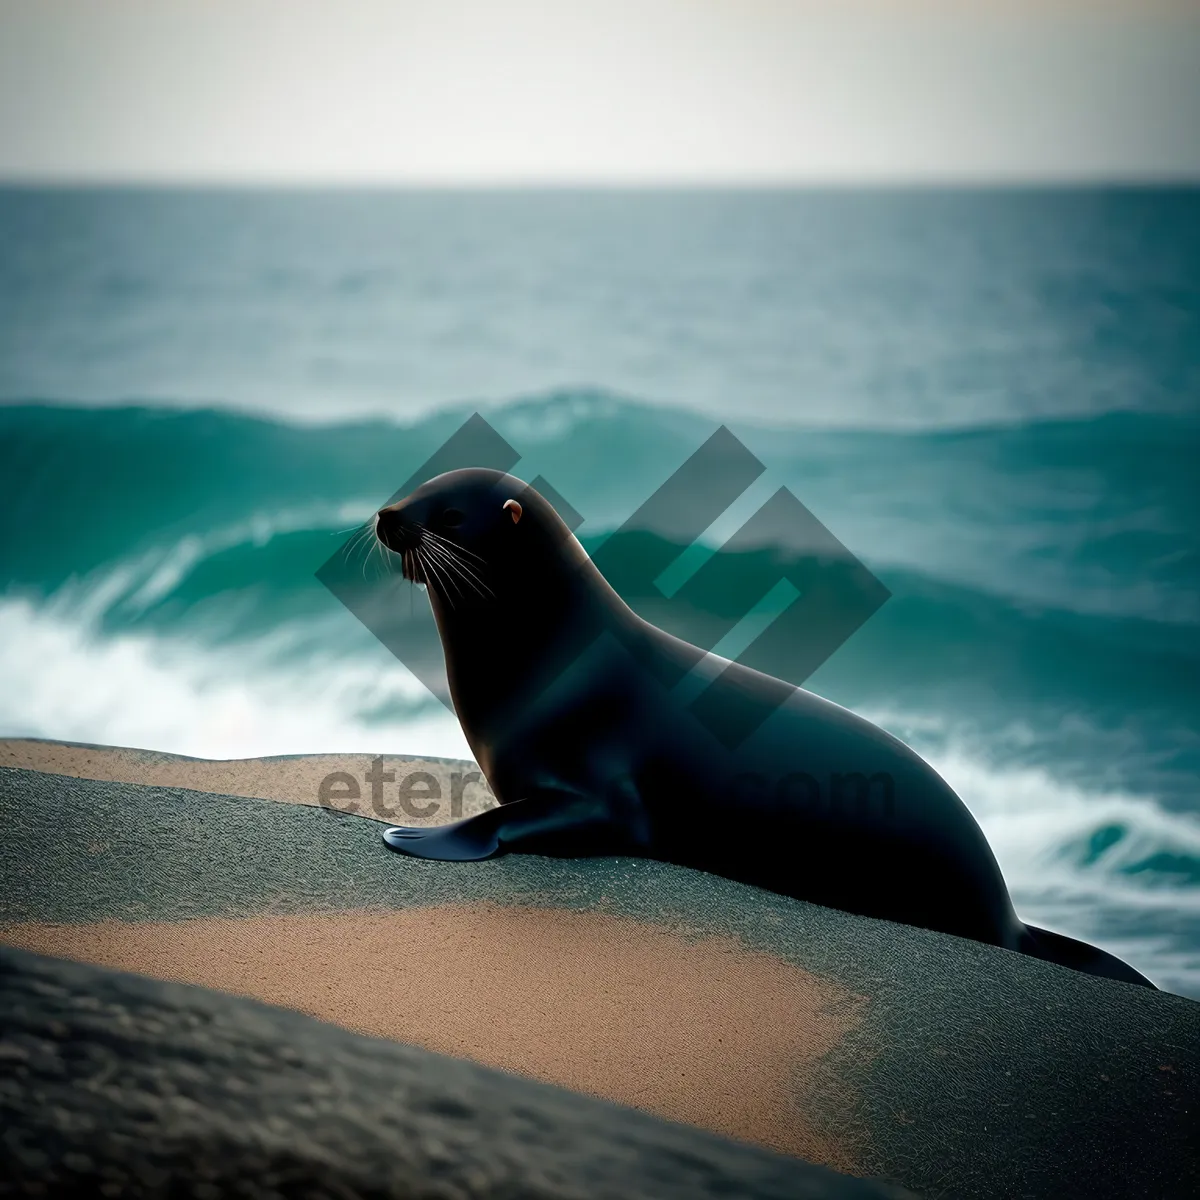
top-left (373, 468), bottom-right (1154, 988)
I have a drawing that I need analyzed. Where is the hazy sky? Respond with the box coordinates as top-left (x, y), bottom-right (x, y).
top-left (1, 0), bottom-right (1198, 183)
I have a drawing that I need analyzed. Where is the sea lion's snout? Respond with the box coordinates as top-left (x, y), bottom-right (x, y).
top-left (374, 506), bottom-right (422, 555)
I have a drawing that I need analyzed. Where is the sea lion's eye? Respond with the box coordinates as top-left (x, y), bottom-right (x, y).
top-left (440, 508), bottom-right (465, 529)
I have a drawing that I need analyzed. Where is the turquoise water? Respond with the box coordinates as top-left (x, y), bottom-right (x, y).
top-left (2, 188), bottom-right (1197, 994)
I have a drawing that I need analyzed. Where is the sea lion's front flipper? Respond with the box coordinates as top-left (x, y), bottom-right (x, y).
top-left (381, 807), bottom-right (507, 861)
top-left (381, 788), bottom-right (637, 862)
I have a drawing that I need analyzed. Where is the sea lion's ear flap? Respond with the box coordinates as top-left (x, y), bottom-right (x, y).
top-left (503, 499), bottom-right (523, 525)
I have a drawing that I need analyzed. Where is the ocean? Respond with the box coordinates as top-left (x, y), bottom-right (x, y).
top-left (2, 186), bottom-right (1197, 995)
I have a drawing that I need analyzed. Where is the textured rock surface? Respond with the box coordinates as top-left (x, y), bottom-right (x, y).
top-left (3, 764), bottom-right (1199, 1198)
top-left (0, 946), bottom-right (916, 1200)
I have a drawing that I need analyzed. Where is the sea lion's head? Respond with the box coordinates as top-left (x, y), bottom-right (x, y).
top-left (375, 469), bottom-right (619, 732)
top-left (374, 468), bottom-right (592, 619)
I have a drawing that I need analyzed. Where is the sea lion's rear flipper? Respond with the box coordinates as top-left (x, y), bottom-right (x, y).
top-left (1022, 923), bottom-right (1157, 989)
top-left (382, 789), bottom-right (636, 862)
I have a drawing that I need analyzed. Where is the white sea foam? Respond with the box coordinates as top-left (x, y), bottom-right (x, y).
top-left (860, 707), bottom-right (1200, 902)
top-left (0, 595), bottom-right (471, 761)
top-left (933, 751), bottom-right (1200, 906)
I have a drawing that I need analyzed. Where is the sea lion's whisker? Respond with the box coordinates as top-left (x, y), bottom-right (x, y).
top-left (441, 549), bottom-right (493, 596)
top-left (346, 521), bottom-right (377, 565)
top-left (410, 545), bottom-right (429, 591)
top-left (429, 539), bottom-right (492, 599)
top-left (417, 546), bottom-right (456, 609)
top-left (372, 536), bottom-right (393, 577)
top-left (421, 540), bottom-right (474, 602)
top-left (420, 528), bottom-right (491, 588)
top-left (422, 539), bottom-right (492, 599)
top-left (352, 525), bottom-right (372, 580)
top-left (354, 516), bottom-right (378, 547)
top-left (430, 555), bottom-right (461, 611)
top-left (359, 523), bottom-right (389, 581)
top-left (423, 528), bottom-right (489, 566)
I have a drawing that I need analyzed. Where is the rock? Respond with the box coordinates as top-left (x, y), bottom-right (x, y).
top-left (0, 946), bottom-right (916, 1200)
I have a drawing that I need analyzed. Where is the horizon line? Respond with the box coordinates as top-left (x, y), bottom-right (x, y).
top-left (2, 173), bottom-right (1199, 191)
